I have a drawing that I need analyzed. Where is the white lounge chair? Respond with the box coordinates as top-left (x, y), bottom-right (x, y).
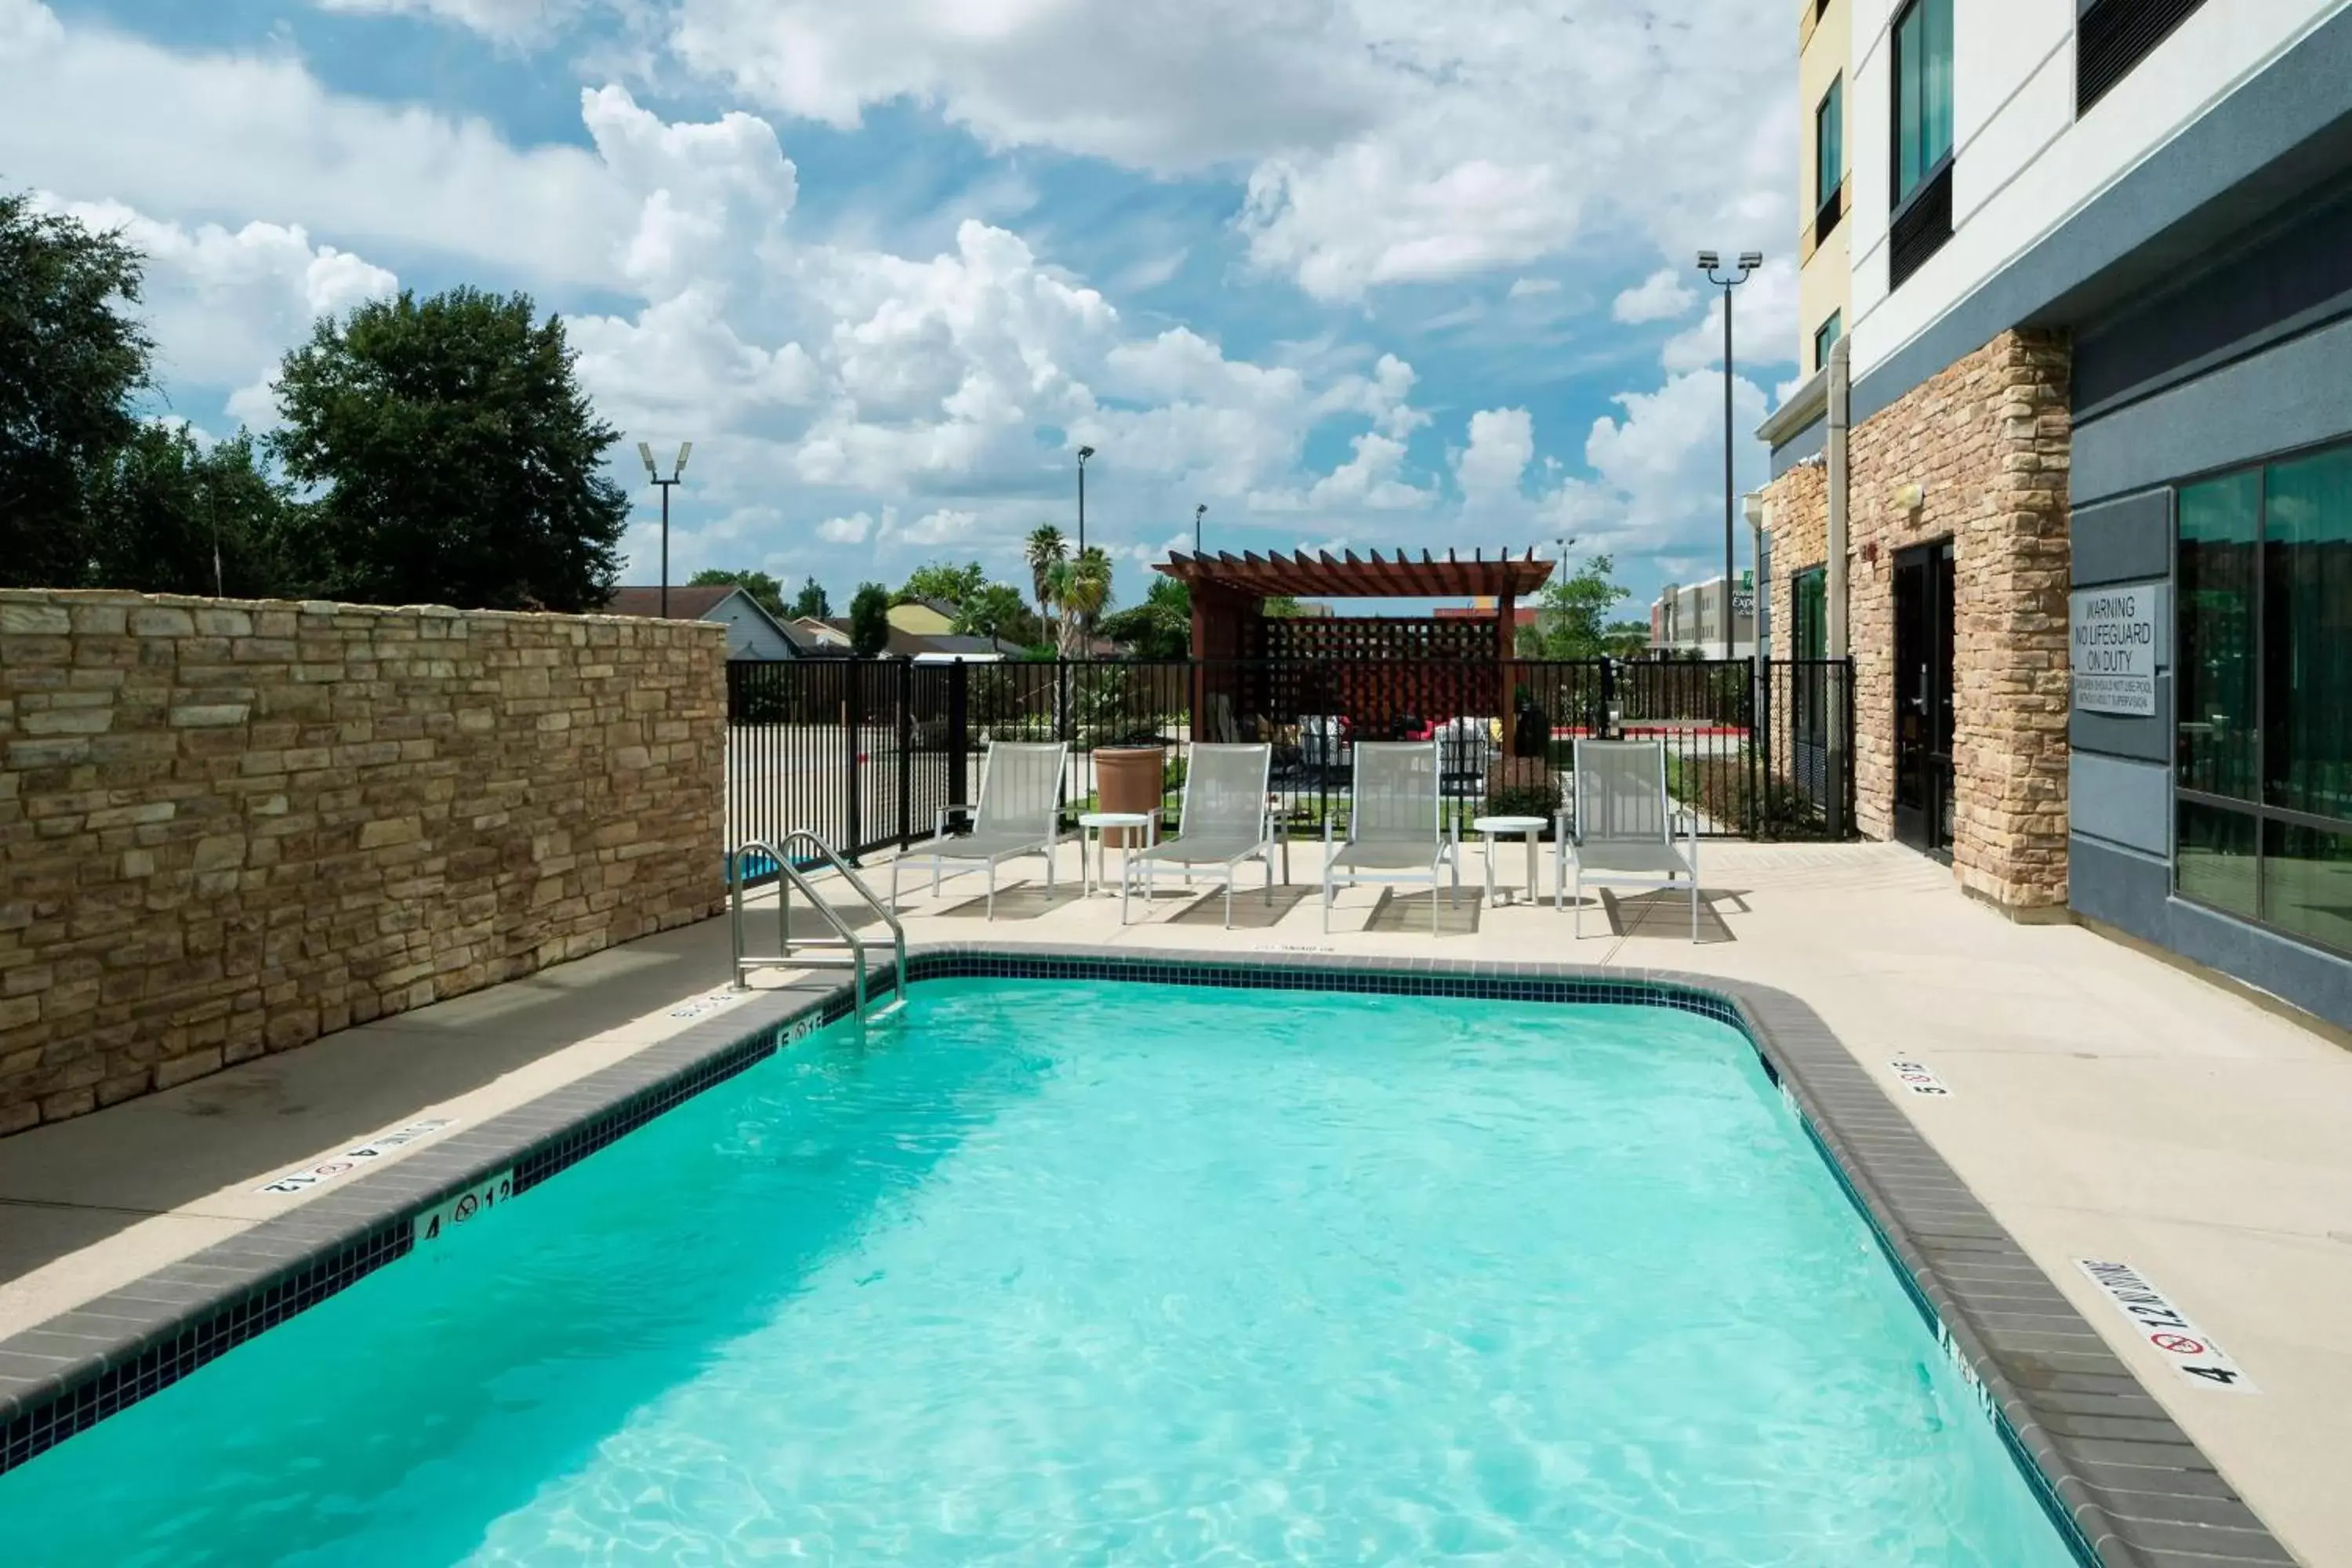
top-left (1323, 741), bottom-right (1461, 933)
top-left (1556, 739), bottom-right (1701, 941)
top-left (891, 740), bottom-right (1066, 919)
top-left (1122, 743), bottom-right (1279, 928)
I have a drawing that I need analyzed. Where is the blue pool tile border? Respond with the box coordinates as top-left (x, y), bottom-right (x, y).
top-left (0, 946), bottom-right (2292, 1568)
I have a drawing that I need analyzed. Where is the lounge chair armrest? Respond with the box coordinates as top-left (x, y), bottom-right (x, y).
top-left (934, 804), bottom-right (976, 838)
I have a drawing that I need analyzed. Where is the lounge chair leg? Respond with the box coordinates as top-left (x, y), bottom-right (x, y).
top-left (889, 856), bottom-right (900, 913)
top-left (1321, 880), bottom-right (1331, 934)
top-left (987, 864), bottom-right (996, 921)
top-left (1573, 867), bottom-right (1583, 938)
top-left (1225, 880), bottom-right (1234, 930)
top-left (1691, 879), bottom-right (1700, 942)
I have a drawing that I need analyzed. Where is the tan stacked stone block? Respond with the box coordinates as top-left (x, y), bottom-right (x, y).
top-left (1760, 328), bottom-right (2072, 914)
top-left (0, 588), bottom-right (727, 1134)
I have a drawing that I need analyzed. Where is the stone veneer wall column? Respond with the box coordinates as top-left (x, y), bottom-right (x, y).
top-left (0, 590), bottom-right (728, 1133)
top-left (1760, 329), bottom-right (2072, 913)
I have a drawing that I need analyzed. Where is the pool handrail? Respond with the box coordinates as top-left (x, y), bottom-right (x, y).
top-left (728, 830), bottom-right (907, 1018)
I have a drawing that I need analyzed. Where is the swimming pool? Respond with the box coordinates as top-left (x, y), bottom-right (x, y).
top-left (0, 977), bottom-right (2085, 1565)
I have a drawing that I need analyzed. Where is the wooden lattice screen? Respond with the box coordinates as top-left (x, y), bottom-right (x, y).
top-left (1257, 616), bottom-right (1494, 662)
top-left (1240, 616), bottom-right (1504, 732)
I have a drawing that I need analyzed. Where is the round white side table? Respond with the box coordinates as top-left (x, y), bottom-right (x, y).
top-left (1077, 810), bottom-right (1157, 898)
top-left (1471, 815), bottom-right (1549, 907)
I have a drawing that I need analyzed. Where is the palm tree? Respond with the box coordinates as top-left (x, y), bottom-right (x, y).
top-left (1023, 525), bottom-right (1067, 644)
top-left (1055, 545), bottom-right (1114, 656)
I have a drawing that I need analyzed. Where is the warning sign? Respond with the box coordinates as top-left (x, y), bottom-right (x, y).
top-left (256, 1118), bottom-right (455, 1195)
top-left (668, 987), bottom-right (749, 1022)
top-left (1888, 1060), bottom-right (1951, 1097)
top-left (414, 1169), bottom-right (514, 1247)
top-left (2074, 1258), bottom-right (2256, 1392)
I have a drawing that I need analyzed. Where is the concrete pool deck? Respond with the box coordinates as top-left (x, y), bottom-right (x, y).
top-left (2, 837), bottom-right (2346, 1564)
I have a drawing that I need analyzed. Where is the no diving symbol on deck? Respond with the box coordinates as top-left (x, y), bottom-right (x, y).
top-left (1888, 1060), bottom-right (1951, 1096)
top-left (2075, 1259), bottom-right (2257, 1392)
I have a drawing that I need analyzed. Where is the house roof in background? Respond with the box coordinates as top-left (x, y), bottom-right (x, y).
top-left (602, 585), bottom-right (740, 620)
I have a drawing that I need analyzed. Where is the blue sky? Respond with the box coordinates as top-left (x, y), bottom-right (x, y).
top-left (2, 0), bottom-right (1800, 615)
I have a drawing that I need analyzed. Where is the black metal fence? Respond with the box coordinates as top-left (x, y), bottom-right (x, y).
top-left (726, 655), bottom-right (1853, 873)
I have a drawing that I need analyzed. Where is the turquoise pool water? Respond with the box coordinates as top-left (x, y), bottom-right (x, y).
top-left (0, 980), bottom-right (2081, 1566)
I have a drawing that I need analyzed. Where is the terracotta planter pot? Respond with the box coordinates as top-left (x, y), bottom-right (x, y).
top-left (1094, 746), bottom-right (1166, 847)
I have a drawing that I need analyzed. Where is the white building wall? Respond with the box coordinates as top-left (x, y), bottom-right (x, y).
top-left (709, 593), bottom-right (800, 661)
top-left (1844, 0), bottom-right (2347, 383)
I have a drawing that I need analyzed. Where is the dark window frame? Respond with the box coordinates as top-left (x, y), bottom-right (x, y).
top-left (2172, 433), bottom-right (2352, 959)
top-left (1815, 74), bottom-right (1845, 218)
top-left (1813, 311), bottom-right (1842, 373)
top-left (1889, 0), bottom-right (1955, 210)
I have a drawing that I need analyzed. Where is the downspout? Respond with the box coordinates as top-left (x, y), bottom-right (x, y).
top-left (1825, 333), bottom-right (1852, 839)
top-left (1827, 333), bottom-right (1851, 658)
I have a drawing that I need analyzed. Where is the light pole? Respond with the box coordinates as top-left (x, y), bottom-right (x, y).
top-left (1076, 445), bottom-right (1096, 555)
top-left (637, 441), bottom-right (693, 618)
top-left (1696, 250), bottom-right (1761, 659)
top-left (1194, 502), bottom-right (1206, 554)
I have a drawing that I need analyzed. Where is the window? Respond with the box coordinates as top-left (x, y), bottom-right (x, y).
top-left (1814, 77), bottom-right (1845, 241)
top-left (2174, 441), bottom-right (2352, 956)
top-left (1888, 0), bottom-right (1955, 288)
top-left (1893, 0), bottom-right (1954, 205)
top-left (1792, 569), bottom-right (1828, 661)
top-left (1813, 311), bottom-right (1842, 373)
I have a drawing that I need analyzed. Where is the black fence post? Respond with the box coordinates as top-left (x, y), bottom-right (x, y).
top-left (948, 659), bottom-right (969, 827)
top-left (1755, 655), bottom-right (1773, 841)
top-left (896, 659), bottom-right (913, 853)
top-left (842, 663), bottom-right (862, 859)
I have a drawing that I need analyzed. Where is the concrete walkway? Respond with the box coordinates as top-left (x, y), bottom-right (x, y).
top-left (5, 837), bottom-right (2348, 1564)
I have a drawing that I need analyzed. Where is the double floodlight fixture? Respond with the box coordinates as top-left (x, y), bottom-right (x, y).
top-left (639, 441), bottom-right (693, 481)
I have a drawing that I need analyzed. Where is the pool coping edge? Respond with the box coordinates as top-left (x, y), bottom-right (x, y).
top-left (0, 945), bottom-right (2292, 1568)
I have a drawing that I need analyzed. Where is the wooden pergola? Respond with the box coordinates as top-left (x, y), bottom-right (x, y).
top-left (1156, 547), bottom-right (1555, 662)
top-left (1153, 548), bottom-right (1557, 746)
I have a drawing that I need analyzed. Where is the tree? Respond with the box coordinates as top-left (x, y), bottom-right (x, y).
top-left (900, 560), bottom-right (987, 609)
top-left (1530, 550), bottom-right (1635, 659)
top-left (1261, 594), bottom-right (1306, 619)
top-left (789, 576), bottom-right (830, 619)
top-left (690, 568), bottom-right (786, 619)
top-left (1023, 524), bottom-right (1067, 632)
top-left (0, 192), bottom-right (154, 587)
top-left (270, 287), bottom-right (629, 612)
top-left (848, 581), bottom-right (891, 657)
top-left (83, 425), bottom-right (303, 598)
top-left (1098, 575), bottom-right (1189, 659)
top-left (1046, 545), bottom-right (1114, 656)
top-left (953, 582), bottom-right (1033, 649)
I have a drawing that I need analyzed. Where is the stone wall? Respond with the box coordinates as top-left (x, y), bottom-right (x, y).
top-left (1762, 328), bottom-right (2073, 912)
top-left (0, 590), bottom-right (727, 1134)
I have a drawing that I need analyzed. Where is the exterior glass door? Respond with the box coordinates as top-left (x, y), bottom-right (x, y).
top-left (1893, 541), bottom-right (1955, 856)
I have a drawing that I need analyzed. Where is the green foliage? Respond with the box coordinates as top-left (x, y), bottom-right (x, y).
top-left (1603, 619), bottom-right (1652, 659)
top-left (789, 575), bottom-right (831, 619)
top-left (1023, 524), bottom-right (1067, 626)
top-left (1044, 545), bottom-right (1114, 655)
top-left (1261, 594), bottom-right (1305, 618)
top-left (1486, 778), bottom-right (1563, 821)
top-left (1098, 575), bottom-right (1189, 659)
top-left (270, 287), bottom-right (629, 612)
top-left (899, 560), bottom-right (988, 609)
top-left (690, 567), bottom-right (786, 619)
top-left (1527, 550), bottom-right (1635, 659)
top-left (952, 582), bottom-right (1033, 647)
top-left (0, 192), bottom-right (154, 586)
top-left (848, 581), bottom-right (891, 657)
top-left (83, 425), bottom-right (303, 597)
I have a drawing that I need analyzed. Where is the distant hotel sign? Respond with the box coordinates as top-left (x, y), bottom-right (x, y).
top-left (2071, 586), bottom-right (2165, 717)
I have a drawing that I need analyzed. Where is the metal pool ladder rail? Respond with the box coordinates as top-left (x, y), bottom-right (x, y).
top-left (728, 831), bottom-right (908, 1021)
